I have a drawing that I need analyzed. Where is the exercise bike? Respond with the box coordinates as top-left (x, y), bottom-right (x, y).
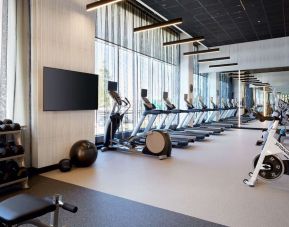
top-left (244, 111), bottom-right (289, 187)
top-left (101, 81), bottom-right (172, 160)
top-left (244, 94), bottom-right (289, 186)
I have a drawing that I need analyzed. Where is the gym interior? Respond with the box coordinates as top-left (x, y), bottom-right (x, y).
top-left (0, 0), bottom-right (288, 226)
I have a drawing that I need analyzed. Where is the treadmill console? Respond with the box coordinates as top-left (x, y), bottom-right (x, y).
top-left (141, 89), bottom-right (155, 110)
top-left (108, 81), bottom-right (122, 105)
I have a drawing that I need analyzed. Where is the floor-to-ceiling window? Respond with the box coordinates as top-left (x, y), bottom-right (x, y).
top-left (95, 2), bottom-right (180, 135)
top-left (193, 73), bottom-right (209, 108)
top-left (0, 0), bottom-right (18, 120)
top-left (255, 88), bottom-right (264, 111)
top-left (0, 0), bottom-right (7, 119)
top-left (219, 73), bottom-right (231, 107)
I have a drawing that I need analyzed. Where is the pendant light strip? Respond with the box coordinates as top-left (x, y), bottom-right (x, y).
top-left (209, 63), bottom-right (238, 68)
top-left (86, 0), bottom-right (123, 11)
top-left (198, 56), bottom-right (230, 63)
top-left (134, 18), bottom-right (183, 33)
top-left (184, 48), bottom-right (220, 56)
top-left (163, 36), bottom-right (205, 47)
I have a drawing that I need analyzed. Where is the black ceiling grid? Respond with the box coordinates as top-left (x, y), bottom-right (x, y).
top-left (141, 0), bottom-right (289, 46)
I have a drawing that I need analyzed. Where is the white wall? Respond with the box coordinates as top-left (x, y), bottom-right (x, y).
top-left (30, 0), bottom-right (95, 168)
top-left (256, 71), bottom-right (289, 93)
top-left (199, 36), bottom-right (289, 73)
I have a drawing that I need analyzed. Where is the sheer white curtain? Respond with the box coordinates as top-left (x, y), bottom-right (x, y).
top-left (0, 0), bottom-right (30, 124)
top-left (95, 2), bottom-right (180, 135)
top-left (193, 73), bottom-right (209, 108)
top-left (219, 73), bottom-right (230, 106)
top-left (0, 0), bottom-right (7, 120)
top-left (0, 0), bottom-right (31, 165)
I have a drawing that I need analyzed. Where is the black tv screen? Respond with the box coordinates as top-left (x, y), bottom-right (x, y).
top-left (43, 67), bottom-right (98, 111)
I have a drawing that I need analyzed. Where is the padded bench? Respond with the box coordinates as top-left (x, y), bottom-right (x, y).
top-left (0, 194), bottom-right (56, 226)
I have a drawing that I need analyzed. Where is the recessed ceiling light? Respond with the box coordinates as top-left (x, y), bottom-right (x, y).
top-left (257, 20), bottom-right (261, 23)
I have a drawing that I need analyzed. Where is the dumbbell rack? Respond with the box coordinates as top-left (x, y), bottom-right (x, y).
top-left (0, 130), bottom-right (29, 189)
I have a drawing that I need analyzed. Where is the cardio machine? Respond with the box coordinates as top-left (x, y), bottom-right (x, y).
top-left (101, 82), bottom-right (172, 160)
top-left (138, 89), bottom-right (193, 146)
top-left (205, 97), bottom-right (233, 128)
top-left (177, 94), bottom-right (222, 135)
top-left (244, 119), bottom-right (289, 186)
top-left (195, 96), bottom-right (224, 132)
top-left (152, 92), bottom-right (205, 141)
top-left (160, 93), bottom-right (209, 139)
top-left (244, 100), bottom-right (289, 187)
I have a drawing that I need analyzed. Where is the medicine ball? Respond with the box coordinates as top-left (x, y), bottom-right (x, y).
top-left (70, 140), bottom-right (97, 167)
top-left (58, 159), bottom-right (72, 172)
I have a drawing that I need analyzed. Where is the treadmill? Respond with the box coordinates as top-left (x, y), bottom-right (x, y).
top-left (179, 94), bottom-right (222, 134)
top-left (195, 97), bottom-right (225, 131)
top-left (134, 89), bottom-right (192, 147)
top-left (219, 99), bottom-right (247, 125)
top-left (154, 93), bottom-right (207, 140)
top-left (160, 92), bottom-right (214, 137)
top-left (205, 98), bottom-right (233, 128)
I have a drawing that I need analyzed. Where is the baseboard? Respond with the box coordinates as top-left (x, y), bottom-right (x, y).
top-left (232, 126), bottom-right (266, 131)
top-left (28, 164), bottom-right (58, 176)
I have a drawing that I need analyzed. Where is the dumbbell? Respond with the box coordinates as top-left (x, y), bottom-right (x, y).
top-left (2, 119), bottom-right (13, 124)
top-left (4, 160), bottom-right (20, 182)
top-left (0, 162), bottom-right (6, 183)
top-left (6, 141), bottom-right (24, 156)
top-left (0, 124), bottom-right (12, 132)
top-left (0, 125), bottom-right (7, 132)
top-left (0, 143), bottom-right (6, 157)
top-left (0, 120), bottom-right (3, 125)
top-left (10, 123), bottom-right (21, 130)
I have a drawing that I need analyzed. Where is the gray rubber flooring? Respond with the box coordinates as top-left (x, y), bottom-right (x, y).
top-left (0, 176), bottom-right (225, 227)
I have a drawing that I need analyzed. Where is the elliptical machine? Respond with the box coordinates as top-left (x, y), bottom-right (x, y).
top-left (101, 81), bottom-right (172, 160)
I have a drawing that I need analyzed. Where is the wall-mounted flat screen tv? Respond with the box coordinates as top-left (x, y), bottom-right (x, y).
top-left (43, 67), bottom-right (98, 111)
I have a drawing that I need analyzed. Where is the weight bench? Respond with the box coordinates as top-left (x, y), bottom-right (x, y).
top-left (0, 194), bottom-right (77, 227)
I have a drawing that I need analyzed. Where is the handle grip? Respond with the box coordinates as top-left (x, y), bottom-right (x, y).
top-left (125, 98), bottom-right (130, 105)
top-left (122, 100), bottom-right (128, 106)
top-left (62, 203), bottom-right (78, 213)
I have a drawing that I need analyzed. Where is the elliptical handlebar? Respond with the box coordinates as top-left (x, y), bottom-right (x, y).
top-left (120, 97), bottom-right (131, 114)
top-left (125, 98), bottom-right (130, 105)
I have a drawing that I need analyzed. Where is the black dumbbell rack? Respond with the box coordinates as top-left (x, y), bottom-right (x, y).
top-left (0, 130), bottom-right (29, 189)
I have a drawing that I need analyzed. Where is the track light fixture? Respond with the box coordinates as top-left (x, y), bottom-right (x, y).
top-left (86, 0), bottom-right (123, 11)
top-left (134, 18), bottom-right (183, 33)
top-left (184, 48), bottom-right (220, 56)
top-left (198, 56), bottom-right (230, 63)
top-left (163, 36), bottom-right (205, 47)
top-left (209, 63), bottom-right (238, 68)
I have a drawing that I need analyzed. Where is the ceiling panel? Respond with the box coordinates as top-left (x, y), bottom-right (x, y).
top-left (140, 0), bottom-right (289, 46)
